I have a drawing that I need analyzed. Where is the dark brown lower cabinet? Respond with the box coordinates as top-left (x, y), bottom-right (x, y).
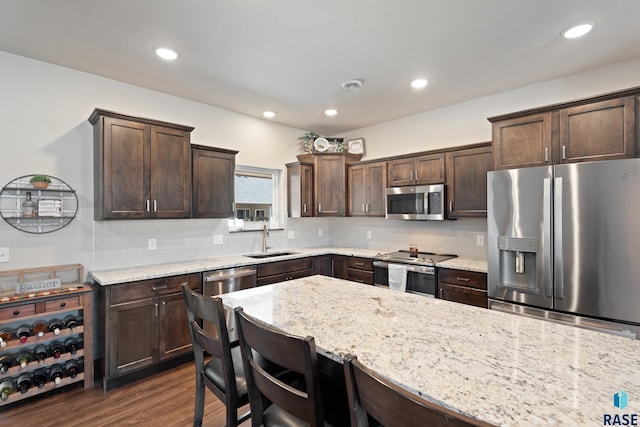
top-left (346, 257), bottom-right (374, 285)
top-left (438, 268), bottom-right (487, 308)
top-left (257, 258), bottom-right (314, 286)
top-left (101, 273), bottom-right (201, 390)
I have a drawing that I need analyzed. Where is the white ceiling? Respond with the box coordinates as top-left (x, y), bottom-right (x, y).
top-left (2, 1), bottom-right (640, 135)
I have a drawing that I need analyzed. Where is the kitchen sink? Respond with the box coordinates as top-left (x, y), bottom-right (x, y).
top-left (244, 251), bottom-right (298, 259)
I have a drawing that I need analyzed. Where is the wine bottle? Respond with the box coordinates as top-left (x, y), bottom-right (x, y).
top-left (16, 324), bottom-right (31, 343)
top-left (0, 354), bottom-right (13, 375)
top-left (64, 337), bottom-right (80, 355)
top-left (17, 373), bottom-right (32, 394)
top-left (0, 328), bottom-right (12, 347)
top-left (50, 340), bottom-right (63, 359)
top-left (34, 368), bottom-right (49, 388)
top-left (32, 320), bottom-right (48, 338)
top-left (16, 351), bottom-right (32, 368)
top-left (64, 360), bottom-right (80, 379)
top-left (21, 191), bottom-right (36, 217)
top-left (0, 379), bottom-right (14, 401)
top-left (49, 364), bottom-right (64, 385)
top-left (48, 318), bottom-right (64, 335)
top-left (64, 315), bottom-right (79, 332)
top-left (35, 343), bottom-right (49, 365)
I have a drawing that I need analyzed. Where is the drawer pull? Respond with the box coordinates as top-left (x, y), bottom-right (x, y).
top-left (13, 310), bottom-right (19, 316)
top-left (456, 277), bottom-right (471, 282)
top-left (354, 262), bottom-right (364, 266)
top-left (60, 302), bottom-right (66, 308)
top-left (152, 285), bottom-right (168, 291)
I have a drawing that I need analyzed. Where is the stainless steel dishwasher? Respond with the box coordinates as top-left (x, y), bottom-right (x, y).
top-left (202, 266), bottom-right (257, 337)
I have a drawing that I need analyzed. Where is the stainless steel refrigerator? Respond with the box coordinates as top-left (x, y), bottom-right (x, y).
top-left (487, 158), bottom-right (640, 338)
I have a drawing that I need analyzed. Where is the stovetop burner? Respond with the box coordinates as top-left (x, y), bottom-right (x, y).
top-left (375, 250), bottom-right (457, 265)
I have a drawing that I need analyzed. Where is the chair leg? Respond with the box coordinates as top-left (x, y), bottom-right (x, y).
top-left (225, 402), bottom-right (238, 427)
top-left (194, 373), bottom-right (205, 427)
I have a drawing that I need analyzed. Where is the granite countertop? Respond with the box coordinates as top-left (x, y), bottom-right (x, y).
top-left (220, 275), bottom-right (640, 426)
top-left (88, 247), bottom-right (486, 285)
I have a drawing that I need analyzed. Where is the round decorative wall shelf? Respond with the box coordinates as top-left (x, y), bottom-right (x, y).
top-left (0, 175), bottom-right (78, 234)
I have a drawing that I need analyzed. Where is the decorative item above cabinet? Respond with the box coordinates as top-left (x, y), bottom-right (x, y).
top-left (89, 109), bottom-right (194, 220)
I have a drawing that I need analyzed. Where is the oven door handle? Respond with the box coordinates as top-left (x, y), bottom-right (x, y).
top-left (373, 261), bottom-right (434, 275)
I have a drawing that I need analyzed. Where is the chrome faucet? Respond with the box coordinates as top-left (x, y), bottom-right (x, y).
top-left (262, 224), bottom-right (270, 253)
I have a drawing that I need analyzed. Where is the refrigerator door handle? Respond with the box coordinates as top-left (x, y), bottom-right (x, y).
top-left (543, 178), bottom-right (553, 297)
top-left (554, 177), bottom-right (564, 299)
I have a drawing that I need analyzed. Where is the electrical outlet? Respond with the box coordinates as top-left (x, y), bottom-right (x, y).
top-left (287, 230), bottom-right (295, 239)
top-left (0, 247), bottom-right (9, 263)
top-left (148, 239), bottom-right (157, 250)
top-left (366, 231), bottom-right (372, 240)
top-left (318, 229), bottom-right (323, 237)
top-left (213, 234), bottom-right (223, 245)
top-left (476, 235), bottom-right (485, 246)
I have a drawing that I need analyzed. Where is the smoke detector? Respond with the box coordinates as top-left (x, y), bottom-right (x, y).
top-left (342, 79), bottom-right (363, 92)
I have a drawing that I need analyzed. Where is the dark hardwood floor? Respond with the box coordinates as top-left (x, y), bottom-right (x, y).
top-left (0, 361), bottom-right (248, 427)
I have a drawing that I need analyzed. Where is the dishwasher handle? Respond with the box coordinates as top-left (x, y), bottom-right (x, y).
top-left (204, 267), bottom-right (257, 282)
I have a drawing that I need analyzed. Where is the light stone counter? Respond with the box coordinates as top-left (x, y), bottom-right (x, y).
top-left (437, 257), bottom-right (488, 273)
top-left (220, 275), bottom-right (640, 427)
top-left (88, 247), bottom-right (387, 285)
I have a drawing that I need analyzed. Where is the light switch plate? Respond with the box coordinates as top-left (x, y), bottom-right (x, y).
top-left (0, 247), bottom-right (9, 263)
top-left (148, 239), bottom-right (157, 250)
top-left (287, 231), bottom-right (295, 239)
top-left (318, 229), bottom-right (323, 237)
top-left (213, 234), bottom-right (223, 245)
top-left (366, 231), bottom-right (372, 240)
top-left (476, 235), bottom-right (485, 246)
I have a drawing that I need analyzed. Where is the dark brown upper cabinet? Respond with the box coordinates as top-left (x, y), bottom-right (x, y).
top-left (445, 144), bottom-right (492, 218)
top-left (89, 109), bottom-right (193, 220)
top-left (387, 153), bottom-right (445, 187)
top-left (191, 145), bottom-right (237, 218)
top-left (489, 88), bottom-right (639, 170)
top-left (287, 162), bottom-right (314, 218)
top-left (348, 161), bottom-right (387, 217)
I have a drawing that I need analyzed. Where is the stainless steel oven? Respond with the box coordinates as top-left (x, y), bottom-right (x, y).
top-left (372, 250), bottom-right (457, 297)
top-left (373, 260), bottom-right (437, 297)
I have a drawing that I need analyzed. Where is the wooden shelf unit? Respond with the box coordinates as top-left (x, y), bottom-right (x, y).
top-left (0, 264), bottom-right (94, 406)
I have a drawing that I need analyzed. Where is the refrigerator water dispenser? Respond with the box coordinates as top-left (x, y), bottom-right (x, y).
top-left (498, 237), bottom-right (538, 292)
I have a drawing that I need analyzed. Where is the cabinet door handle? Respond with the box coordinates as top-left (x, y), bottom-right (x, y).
top-left (154, 303), bottom-right (158, 316)
top-left (318, 204), bottom-right (322, 213)
top-left (153, 200), bottom-right (157, 212)
top-left (544, 148), bottom-right (549, 163)
top-left (449, 201), bottom-right (453, 213)
top-left (13, 310), bottom-right (19, 316)
top-left (415, 170), bottom-right (419, 181)
top-left (456, 277), bottom-right (471, 282)
top-left (410, 171), bottom-right (414, 181)
top-left (366, 203), bottom-right (369, 213)
top-left (146, 200), bottom-right (150, 212)
top-left (303, 203), bottom-right (307, 213)
top-left (362, 204), bottom-right (365, 212)
top-left (562, 145), bottom-right (566, 160)
top-left (60, 302), bottom-right (66, 308)
top-left (161, 300), bottom-right (166, 315)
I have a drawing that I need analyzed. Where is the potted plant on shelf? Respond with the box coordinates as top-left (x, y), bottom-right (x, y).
top-left (30, 174), bottom-right (51, 190)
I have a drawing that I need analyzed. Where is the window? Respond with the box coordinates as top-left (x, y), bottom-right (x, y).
top-left (228, 165), bottom-right (284, 232)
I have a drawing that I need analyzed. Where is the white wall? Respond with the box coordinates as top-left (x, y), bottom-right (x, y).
top-left (2, 51), bottom-right (640, 274)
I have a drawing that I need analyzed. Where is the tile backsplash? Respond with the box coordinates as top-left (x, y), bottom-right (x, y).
top-left (93, 216), bottom-right (486, 270)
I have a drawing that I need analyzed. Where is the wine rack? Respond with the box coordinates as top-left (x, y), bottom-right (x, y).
top-left (0, 264), bottom-right (93, 406)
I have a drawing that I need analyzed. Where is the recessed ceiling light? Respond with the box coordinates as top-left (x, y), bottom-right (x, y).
top-left (411, 78), bottom-right (428, 89)
top-left (325, 109), bottom-right (338, 117)
top-left (262, 111), bottom-right (276, 118)
top-left (563, 22), bottom-right (594, 39)
top-left (155, 47), bottom-right (179, 60)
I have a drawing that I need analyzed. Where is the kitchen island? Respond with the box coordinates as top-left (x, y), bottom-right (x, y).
top-left (220, 275), bottom-right (640, 426)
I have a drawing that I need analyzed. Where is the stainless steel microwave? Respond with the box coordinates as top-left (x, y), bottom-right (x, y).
top-left (385, 184), bottom-right (446, 220)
